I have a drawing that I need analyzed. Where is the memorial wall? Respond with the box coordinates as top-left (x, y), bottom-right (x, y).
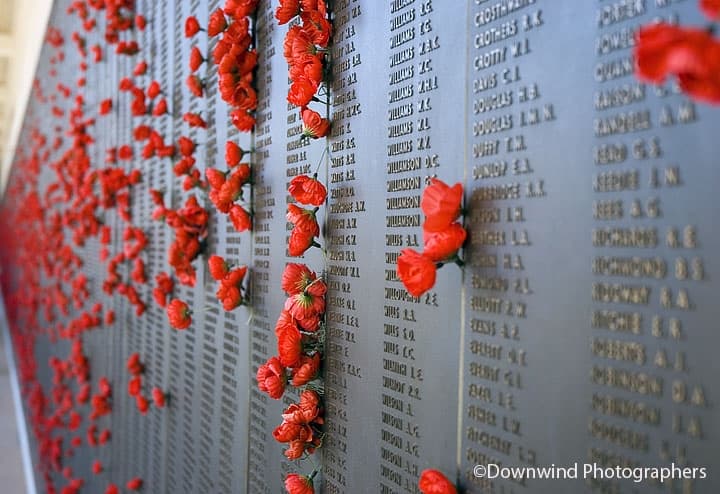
top-left (0, 0), bottom-right (719, 493)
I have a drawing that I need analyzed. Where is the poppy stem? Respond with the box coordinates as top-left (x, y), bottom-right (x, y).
top-left (314, 146), bottom-right (329, 175)
top-left (311, 96), bottom-right (329, 105)
top-left (309, 469), bottom-right (319, 480)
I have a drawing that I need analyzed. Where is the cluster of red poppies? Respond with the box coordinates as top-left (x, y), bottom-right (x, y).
top-left (262, 175), bottom-right (328, 492)
top-left (277, 0), bottom-right (331, 140)
top-left (634, 1), bottom-right (720, 104)
top-left (206, 142), bottom-right (253, 232)
top-left (200, 0), bottom-right (260, 131)
top-left (396, 179), bottom-right (467, 298)
top-left (208, 255), bottom-right (249, 311)
top-left (126, 353), bottom-right (166, 414)
top-left (0, 0), bottom-right (176, 490)
top-left (102, 226), bottom-right (148, 316)
top-left (151, 193), bottom-right (209, 288)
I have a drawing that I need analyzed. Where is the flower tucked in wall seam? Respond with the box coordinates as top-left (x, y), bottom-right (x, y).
top-left (396, 179), bottom-right (467, 298)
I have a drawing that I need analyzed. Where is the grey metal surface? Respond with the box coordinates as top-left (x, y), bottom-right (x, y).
top-left (3, 1), bottom-right (719, 494)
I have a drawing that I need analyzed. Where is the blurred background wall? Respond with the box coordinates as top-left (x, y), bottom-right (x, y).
top-left (0, 0), bottom-right (55, 194)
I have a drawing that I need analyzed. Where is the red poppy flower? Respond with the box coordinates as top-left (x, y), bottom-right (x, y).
top-left (287, 77), bottom-right (317, 107)
top-left (105, 484), bottom-right (119, 494)
top-left (301, 9), bottom-right (331, 47)
top-left (276, 312), bottom-right (303, 367)
top-left (300, 107), bottom-right (330, 138)
top-left (99, 99), bottom-right (112, 115)
top-left (634, 23), bottom-right (720, 103)
top-left (128, 376), bottom-right (142, 396)
top-left (126, 353), bottom-right (143, 375)
top-left (185, 16), bottom-right (201, 38)
top-left (186, 75), bottom-right (204, 97)
top-left (284, 473), bottom-right (313, 494)
top-left (418, 469), bottom-right (457, 494)
top-left (229, 204), bottom-right (252, 232)
top-left (134, 60), bottom-right (148, 76)
top-left (152, 387), bottom-right (166, 408)
top-left (276, 0), bottom-right (300, 24)
top-left (289, 174), bottom-right (326, 206)
top-left (291, 353), bottom-right (320, 386)
top-left (167, 299), bottom-right (192, 329)
top-left (284, 279), bottom-right (326, 323)
top-left (153, 98), bottom-right (168, 116)
top-left (288, 228), bottom-right (315, 257)
top-left (230, 109), bottom-right (255, 131)
top-left (702, 0), bottom-right (720, 19)
top-left (136, 395), bottom-right (149, 415)
top-left (225, 141), bottom-right (244, 166)
top-left (135, 14), bottom-right (147, 30)
top-left (421, 179), bottom-right (464, 232)
top-left (189, 46), bottom-right (204, 72)
top-left (126, 477), bottom-right (143, 490)
top-left (281, 263), bottom-right (316, 295)
top-left (225, 0), bottom-right (260, 18)
top-left (208, 255), bottom-right (230, 281)
top-left (92, 460), bottom-right (103, 475)
top-left (423, 223), bottom-right (467, 262)
top-left (287, 204), bottom-right (319, 236)
top-left (178, 136), bottom-right (195, 156)
top-left (184, 112), bottom-right (207, 128)
top-left (257, 357), bottom-right (287, 399)
top-left (397, 249), bottom-right (437, 297)
top-left (147, 80), bottom-right (161, 99)
top-left (208, 8), bottom-right (228, 36)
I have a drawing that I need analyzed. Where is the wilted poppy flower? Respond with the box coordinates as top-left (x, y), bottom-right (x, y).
top-left (185, 16), bottom-right (201, 38)
top-left (397, 249), bottom-right (437, 297)
top-left (421, 179), bottom-right (463, 232)
top-left (256, 357), bottom-right (287, 399)
top-left (289, 174), bottom-right (326, 205)
top-left (167, 299), bottom-right (192, 329)
top-left (418, 469), bottom-right (457, 494)
top-left (284, 473), bottom-right (314, 494)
